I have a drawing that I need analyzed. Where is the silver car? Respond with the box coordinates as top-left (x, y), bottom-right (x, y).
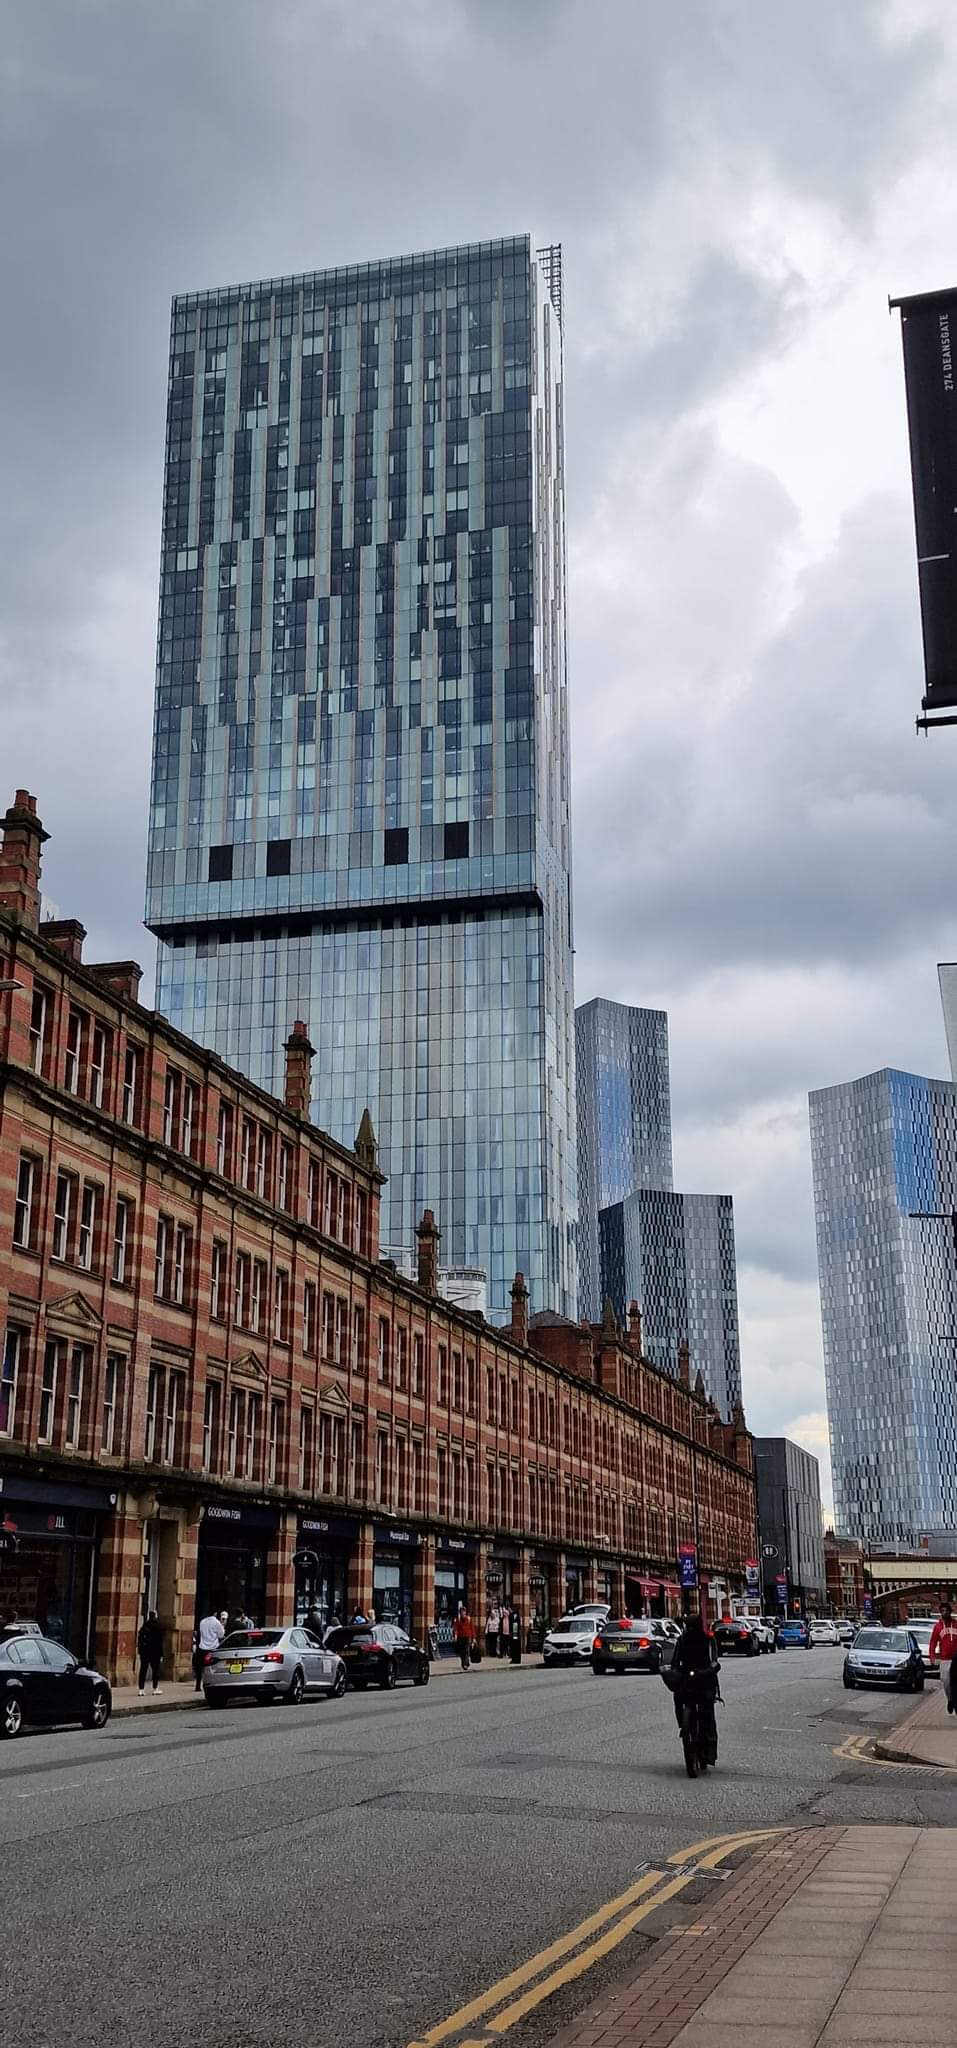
top-left (843, 1626), bottom-right (924, 1693)
top-left (901, 1619), bottom-right (941, 1677)
top-left (203, 1626), bottom-right (346, 1708)
top-left (542, 1615), bottom-right (596, 1666)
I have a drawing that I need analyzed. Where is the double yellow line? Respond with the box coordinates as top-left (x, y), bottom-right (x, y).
top-left (406, 1829), bottom-right (784, 2047)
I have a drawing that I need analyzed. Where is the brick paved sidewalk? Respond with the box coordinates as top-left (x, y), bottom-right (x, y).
top-left (548, 1826), bottom-right (957, 2048)
top-left (875, 1680), bottom-right (956, 1768)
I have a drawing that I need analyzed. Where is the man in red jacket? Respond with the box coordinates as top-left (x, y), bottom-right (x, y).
top-left (928, 1603), bottom-right (957, 1712)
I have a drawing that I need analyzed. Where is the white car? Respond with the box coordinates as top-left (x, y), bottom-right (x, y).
top-left (808, 1618), bottom-right (840, 1647)
top-left (541, 1615), bottom-right (597, 1666)
top-left (901, 1619), bottom-right (941, 1676)
top-left (748, 1616), bottom-right (777, 1654)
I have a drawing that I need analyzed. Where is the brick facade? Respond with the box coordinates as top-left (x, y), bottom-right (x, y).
top-left (0, 794), bottom-right (758, 1681)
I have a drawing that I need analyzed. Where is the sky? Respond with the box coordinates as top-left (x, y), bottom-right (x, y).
top-left (7, 0), bottom-right (957, 1516)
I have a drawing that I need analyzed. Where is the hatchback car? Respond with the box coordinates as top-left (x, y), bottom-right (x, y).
top-left (808, 1619), bottom-right (840, 1647)
top-left (325, 1622), bottom-right (430, 1690)
top-left (836, 1619), bottom-right (856, 1646)
top-left (843, 1627), bottom-right (924, 1692)
top-left (0, 1633), bottom-right (112, 1738)
top-left (747, 1617), bottom-right (776, 1653)
top-left (203, 1627), bottom-right (346, 1707)
top-left (893, 1619), bottom-right (939, 1678)
top-left (713, 1618), bottom-right (760, 1657)
top-left (591, 1618), bottom-right (672, 1675)
top-left (776, 1618), bottom-right (810, 1648)
top-left (541, 1615), bottom-right (595, 1666)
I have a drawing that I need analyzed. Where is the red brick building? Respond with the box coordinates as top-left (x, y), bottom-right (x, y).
top-left (824, 1533), bottom-right (866, 1618)
top-left (0, 791), bottom-right (758, 1680)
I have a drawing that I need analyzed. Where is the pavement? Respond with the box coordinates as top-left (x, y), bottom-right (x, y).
top-left (874, 1676), bottom-right (957, 1768)
top-left (546, 1824), bottom-right (955, 2048)
top-left (5, 1646), bottom-right (957, 2048)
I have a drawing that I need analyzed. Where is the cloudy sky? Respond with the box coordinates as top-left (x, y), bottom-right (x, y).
top-left (7, 0), bottom-right (957, 1510)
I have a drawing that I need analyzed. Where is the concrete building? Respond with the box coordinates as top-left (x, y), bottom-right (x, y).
top-left (809, 1067), bottom-right (957, 1548)
top-left (145, 236), bottom-right (577, 1322)
top-left (754, 1438), bottom-right (826, 1616)
top-left (1, 795), bottom-right (758, 1679)
top-left (575, 999), bottom-right (672, 1322)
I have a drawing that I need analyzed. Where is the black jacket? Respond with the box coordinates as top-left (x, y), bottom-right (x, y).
top-left (671, 1628), bottom-right (718, 1692)
top-left (137, 1619), bottom-right (164, 1661)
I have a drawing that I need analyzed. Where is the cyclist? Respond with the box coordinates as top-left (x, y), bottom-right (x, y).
top-left (670, 1613), bottom-right (720, 1764)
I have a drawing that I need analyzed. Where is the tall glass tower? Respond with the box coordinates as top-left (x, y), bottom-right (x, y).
top-left (598, 1188), bottom-right (742, 1420)
top-left (146, 236), bottom-right (576, 1319)
top-left (575, 999), bottom-right (673, 1320)
top-left (809, 1068), bottom-right (957, 1548)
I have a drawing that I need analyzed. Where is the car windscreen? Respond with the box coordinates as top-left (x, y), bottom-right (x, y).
top-left (325, 1626), bottom-right (378, 1649)
top-left (220, 1630), bottom-right (284, 1649)
top-left (853, 1630), bottom-right (908, 1651)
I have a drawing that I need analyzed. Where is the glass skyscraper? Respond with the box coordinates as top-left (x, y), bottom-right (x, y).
top-left (575, 999), bottom-right (673, 1321)
top-left (598, 1188), bottom-right (742, 1420)
top-left (145, 236), bottom-right (576, 1320)
top-left (810, 1068), bottom-right (957, 1549)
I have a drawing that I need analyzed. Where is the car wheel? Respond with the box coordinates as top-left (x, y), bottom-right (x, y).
top-left (330, 1666), bottom-right (346, 1699)
top-left (1, 1693), bottom-right (24, 1739)
top-left (747, 1638), bottom-right (758, 1657)
top-left (381, 1659), bottom-right (397, 1690)
top-left (413, 1659), bottom-right (430, 1686)
top-left (287, 1667), bottom-right (305, 1706)
top-left (592, 1662), bottom-right (606, 1676)
top-left (843, 1670), bottom-right (855, 1688)
top-left (82, 1686), bottom-right (111, 1731)
top-left (205, 1692), bottom-right (227, 1708)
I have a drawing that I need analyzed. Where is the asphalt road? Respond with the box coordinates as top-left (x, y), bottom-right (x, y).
top-left (4, 1647), bottom-right (956, 2048)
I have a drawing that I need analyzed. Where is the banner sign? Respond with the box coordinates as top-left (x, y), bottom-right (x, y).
top-left (678, 1542), bottom-right (698, 1591)
top-left (744, 1559), bottom-right (760, 1597)
top-left (775, 1573), bottom-right (789, 1607)
top-left (893, 288), bottom-right (957, 712)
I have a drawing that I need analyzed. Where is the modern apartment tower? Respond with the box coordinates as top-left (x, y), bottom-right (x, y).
top-left (809, 1068), bottom-right (957, 1548)
top-left (145, 237), bottom-right (577, 1319)
top-left (598, 1188), bottom-right (742, 1420)
top-left (575, 999), bottom-right (673, 1321)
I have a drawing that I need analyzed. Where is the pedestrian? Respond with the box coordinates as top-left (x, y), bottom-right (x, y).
top-left (136, 1610), bottom-right (164, 1696)
top-left (351, 1604), bottom-right (370, 1624)
top-left (929, 1603), bottom-right (957, 1711)
top-left (304, 1604), bottom-right (325, 1639)
top-left (194, 1607), bottom-right (226, 1689)
top-left (509, 1607), bottom-right (522, 1666)
top-left (485, 1603), bottom-right (500, 1658)
top-left (453, 1605), bottom-right (476, 1672)
top-left (499, 1604), bottom-right (511, 1657)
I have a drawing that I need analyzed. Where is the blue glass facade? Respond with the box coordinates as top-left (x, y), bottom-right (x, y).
top-left (146, 237), bottom-right (576, 1320)
top-left (810, 1067), bottom-right (957, 1548)
top-left (599, 1189), bottom-right (741, 1420)
top-left (575, 999), bottom-right (673, 1321)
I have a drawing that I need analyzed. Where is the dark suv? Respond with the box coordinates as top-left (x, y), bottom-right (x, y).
top-left (325, 1622), bottom-right (431, 1691)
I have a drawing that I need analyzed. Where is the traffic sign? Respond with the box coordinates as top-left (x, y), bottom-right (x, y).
top-left (762, 1544), bottom-right (778, 1560)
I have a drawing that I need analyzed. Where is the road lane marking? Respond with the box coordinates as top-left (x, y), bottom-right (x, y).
top-left (407, 1828), bottom-right (778, 2047)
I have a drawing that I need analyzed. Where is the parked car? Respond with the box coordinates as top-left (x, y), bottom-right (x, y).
top-left (652, 1618), bottom-right (683, 1644)
top-left (0, 1633), bottom-right (112, 1738)
top-left (542, 1616), bottom-right (596, 1666)
top-left (746, 1617), bottom-right (776, 1654)
top-left (713, 1618), bottom-right (760, 1657)
top-left (776, 1618), bottom-right (811, 1648)
top-left (0, 1619), bottom-right (42, 1643)
top-left (836, 1619), bottom-right (856, 1645)
top-left (203, 1626), bottom-right (346, 1707)
top-left (591, 1618), bottom-right (672, 1674)
top-left (808, 1619), bottom-right (840, 1647)
top-left (325, 1621), bottom-right (430, 1691)
top-left (899, 1619), bottom-right (940, 1677)
top-left (570, 1603), bottom-right (611, 1620)
top-left (843, 1627), bottom-right (924, 1693)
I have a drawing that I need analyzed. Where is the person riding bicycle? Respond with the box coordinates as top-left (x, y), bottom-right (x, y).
top-left (670, 1614), bottom-right (720, 1762)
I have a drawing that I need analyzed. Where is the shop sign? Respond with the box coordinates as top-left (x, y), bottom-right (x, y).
top-left (298, 1516), bottom-right (358, 1543)
top-left (202, 1502), bottom-right (280, 1532)
top-left (438, 1533), bottom-right (478, 1556)
top-left (529, 1572), bottom-right (546, 1588)
top-left (0, 1474), bottom-right (117, 1514)
top-left (679, 1542), bottom-right (698, 1591)
top-left (374, 1525), bottom-right (420, 1548)
top-left (292, 1549), bottom-right (320, 1570)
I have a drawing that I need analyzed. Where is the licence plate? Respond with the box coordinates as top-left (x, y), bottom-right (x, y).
top-left (228, 1661), bottom-right (244, 1674)
top-left (612, 1645), bottom-right (628, 1655)
top-left (344, 1649), bottom-right (359, 1658)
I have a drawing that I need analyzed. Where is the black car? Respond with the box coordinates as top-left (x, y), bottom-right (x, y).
top-left (0, 1633), bottom-right (112, 1738)
top-left (325, 1622), bottom-right (431, 1691)
top-left (591, 1618), bottom-right (667, 1675)
top-left (713, 1619), bottom-right (760, 1658)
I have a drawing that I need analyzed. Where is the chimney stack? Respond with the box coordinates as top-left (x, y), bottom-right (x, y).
top-left (283, 1019), bottom-right (315, 1118)
top-left (678, 1338), bottom-right (690, 1390)
top-left (416, 1209), bottom-right (440, 1294)
top-left (627, 1301), bottom-right (643, 1353)
top-left (42, 918), bottom-right (86, 965)
top-left (509, 1271), bottom-right (529, 1347)
top-left (0, 790), bottom-right (48, 929)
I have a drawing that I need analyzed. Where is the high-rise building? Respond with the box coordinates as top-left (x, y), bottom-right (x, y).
top-left (598, 1188), bottom-right (742, 1419)
top-left (575, 999), bottom-right (672, 1320)
top-left (754, 1438), bottom-right (825, 1615)
top-left (938, 962), bottom-right (957, 1079)
top-left (145, 236), bottom-right (577, 1319)
top-left (809, 1067), bottom-right (957, 1548)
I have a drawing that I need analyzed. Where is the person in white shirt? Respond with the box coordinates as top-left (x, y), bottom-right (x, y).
top-left (193, 1609), bottom-right (225, 1690)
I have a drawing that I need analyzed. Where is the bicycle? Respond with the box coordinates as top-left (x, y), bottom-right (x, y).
top-left (662, 1660), bottom-right (720, 1778)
